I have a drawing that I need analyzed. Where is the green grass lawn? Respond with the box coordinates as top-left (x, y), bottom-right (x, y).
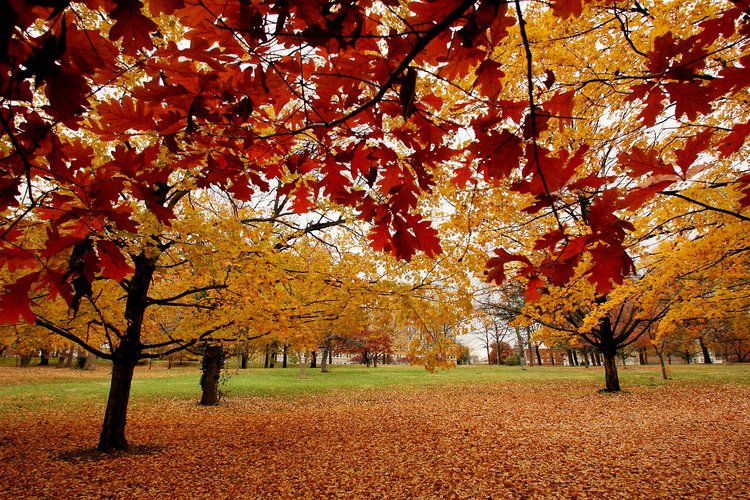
top-left (1, 360), bottom-right (748, 415)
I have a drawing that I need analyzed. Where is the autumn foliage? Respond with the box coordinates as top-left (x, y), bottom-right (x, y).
top-left (2, 0), bottom-right (750, 449)
top-left (2, 0), bottom-right (749, 320)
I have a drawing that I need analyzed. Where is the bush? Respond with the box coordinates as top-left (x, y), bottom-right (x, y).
top-left (505, 355), bottom-right (521, 366)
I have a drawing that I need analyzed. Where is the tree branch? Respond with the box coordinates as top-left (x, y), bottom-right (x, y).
top-left (35, 318), bottom-right (112, 359)
top-left (659, 191), bottom-right (750, 222)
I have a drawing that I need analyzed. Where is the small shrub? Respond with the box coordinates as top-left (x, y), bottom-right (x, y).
top-left (505, 355), bottom-right (521, 366)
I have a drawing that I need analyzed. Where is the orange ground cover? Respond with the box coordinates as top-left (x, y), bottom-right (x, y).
top-left (2, 380), bottom-right (749, 498)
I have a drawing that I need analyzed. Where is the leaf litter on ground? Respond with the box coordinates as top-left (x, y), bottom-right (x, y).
top-left (1, 379), bottom-right (749, 499)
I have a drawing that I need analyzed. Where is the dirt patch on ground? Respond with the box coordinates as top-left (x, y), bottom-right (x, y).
top-left (1, 380), bottom-right (749, 498)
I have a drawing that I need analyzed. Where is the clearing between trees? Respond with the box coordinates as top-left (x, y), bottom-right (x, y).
top-left (1, 365), bottom-right (749, 499)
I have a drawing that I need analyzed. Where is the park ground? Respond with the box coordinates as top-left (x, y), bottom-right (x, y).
top-left (1, 362), bottom-right (749, 499)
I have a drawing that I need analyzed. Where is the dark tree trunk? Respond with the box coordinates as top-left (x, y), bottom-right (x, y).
top-left (240, 353), bottom-right (248, 369)
top-left (699, 337), bottom-right (712, 364)
top-left (535, 345), bottom-right (542, 366)
top-left (568, 349), bottom-right (575, 366)
top-left (200, 345), bottom-right (223, 406)
top-left (98, 358), bottom-right (137, 452)
top-left (282, 344), bottom-right (287, 368)
top-left (320, 346), bottom-right (329, 373)
top-left (572, 350), bottom-right (579, 366)
top-left (39, 350), bottom-right (49, 366)
top-left (83, 352), bottom-right (97, 370)
top-left (264, 344), bottom-right (270, 368)
top-left (97, 251), bottom-right (156, 453)
top-left (638, 349), bottom-right (647, 365)
top-left (527, 338), bottom-right (534, 366)
top-left (581, 349), bottom-right (590, 367)
top-left (310, 351), bottom-right (317, 368)
top-left (602, 350), bottom-right (621, 392)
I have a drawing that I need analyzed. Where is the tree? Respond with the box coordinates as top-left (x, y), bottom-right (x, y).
top-left (488, 340), bottom-right (514, 366)
top-left (3, 0), bottom-right (750, 442)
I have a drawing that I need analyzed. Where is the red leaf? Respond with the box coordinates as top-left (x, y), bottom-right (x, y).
top-left (0, 273), bottom-right (39, 324)
top-left (534, 229), bottom-right (564, 251)
top-left (97, 240), bottom-right (133, 282)
top-left (626, 84), bottom-right (665, 127)
top-left (96, 95), bottom-right (155, 133)
top-left (675, 129), bottom-right (713, 177)
top-left (404, 213), bottom-right (442, 259)
top-left (45, 67), bottom-right (90, 124)
top-left (542, 90), bottom-right (575, 131)
top-left (718, 121), bottom-right (750, 158)
top-left (290, 185), bottom-right (315, 214)
top-left (473, 59), bottom-right (504, 97)
top-left (109, 0), bottom-right (158, 56)
top-left (148, 0), bottom-right (184, 15)
top-left (737, 174), bottom-right (750, 207)
top-left (368, 221), bottom-right (392, 254)
top-left (66, 25), bottom-right (118, 75)
top-left (588, 244), bottom-right (634, 295)
top-left (647, 32), bottom-right (678, 74)
top-left (450, 165), bottom-right (474, 187)
top-left (618, 147), bottom-right (676, 178)
top-left (485, 248), bottom-right (532, 285)
top-left (470, 129), bottom-right (523, 181)
top-left (620, 180), bottom-right (674, 211)
top-left (550, 0), bottom-right (583, 19)
top-left (523, 276), bottom-right (545, 302)
top-left (663, 82), bottom-right (714, 121)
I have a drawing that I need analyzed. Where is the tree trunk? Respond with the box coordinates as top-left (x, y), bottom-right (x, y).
top-left (535, 344), bottom-right (542, 366)
top-left (581, 349), bottom-right (590, 367)
top-left (97, 251), bottom-right (156, 452)
top-left (657, 351), bottom-right (670, 380)
top-left (19, 354), bottom-right (31, 367)
top-left (310, 351), bottom-right (317, 368)
top-left (699, 337), bottom-right (712, 364)
top-left (514, 328), bottom-right (527, 369)
top-left (66, 345), bottom-right (75, 368)
top-left (200, 345), bottom-right (223, 406)
top-left (98, 358), bottom-right (137, 452)
top-left (299, 352), bottom-right (307, 379)
top-left (320, 345), bottom-right (329, 373)
top-left (638, 349), bottom-right (647, 365)
top-left (83, 352), bottom-right (97, 370)
top-left (240, 353), bottom-right (248, 369)
top-left (602, 350), bottom-right (621, 392)
top-left (39, 349), bottom-right (49, 366)
top-left (264, 344), bottom-right (270, 368)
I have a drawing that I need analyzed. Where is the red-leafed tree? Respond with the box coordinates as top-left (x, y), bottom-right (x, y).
top-left (2, 0), bottom-right (750, 448)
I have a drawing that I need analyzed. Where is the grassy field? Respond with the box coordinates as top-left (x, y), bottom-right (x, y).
top-left (1, 361), bottom-right (749, 498)
top-left (1, 360), bottom-right (748, 415)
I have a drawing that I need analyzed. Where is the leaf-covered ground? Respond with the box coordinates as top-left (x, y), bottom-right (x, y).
top-left (2, 377), bottom-right (749, 499)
